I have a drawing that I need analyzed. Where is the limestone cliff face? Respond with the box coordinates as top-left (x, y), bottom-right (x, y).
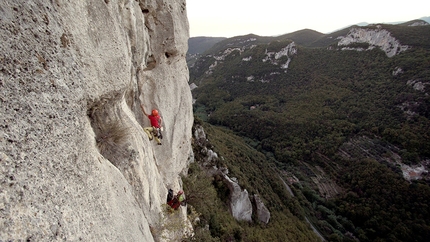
top-left (337, 26), bottom-right (409, 57)
top-left (0, 0), bottom-right (192, 241)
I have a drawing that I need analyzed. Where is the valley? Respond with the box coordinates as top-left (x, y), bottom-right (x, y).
top-left (185, 20), bottom-right (430, 241)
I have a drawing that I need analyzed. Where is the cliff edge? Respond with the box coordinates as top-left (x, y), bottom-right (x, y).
top-left (0, 0), bottom-right (192, 241)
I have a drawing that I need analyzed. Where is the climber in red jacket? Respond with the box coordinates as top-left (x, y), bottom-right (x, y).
top-left (141, 104), bottom-right (163, 145)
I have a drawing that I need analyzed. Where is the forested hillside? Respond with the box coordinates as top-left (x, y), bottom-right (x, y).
top-left (187, 21), bottom-right (430, 241)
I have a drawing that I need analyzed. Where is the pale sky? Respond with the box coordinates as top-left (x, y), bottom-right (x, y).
top-left (186, 0), bottom-right (430, 37)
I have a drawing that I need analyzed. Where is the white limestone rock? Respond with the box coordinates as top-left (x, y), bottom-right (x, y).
top-left (338, 27), bottom-right (409, 57)
top-left (407, 80), bottom-right (427, 92)
top-left (392, 67), bottom-right (404, 76)
top-left (222, 175), bottom-right (253, 222)
top-left (0, 0), bottom-right (192, 241)
top-left (408, 20), bottom-right (429, 26)
top-left (262, 42), bottom-right (296, 72)
top-left (253, 194), bottom-right (270, 224)
top-left (189, 82), bottom-right (198, 91)
top-left (193, 125), bottom-right (207, 146)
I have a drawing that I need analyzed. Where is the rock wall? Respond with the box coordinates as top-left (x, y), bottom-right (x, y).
top-left (0, 0), bottom-right (192, 241)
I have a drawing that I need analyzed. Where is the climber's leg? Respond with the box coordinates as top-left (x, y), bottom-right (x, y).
top-left (144, 127), bottom-right (154, 140)
top-left (154, 136), bottom-right (161, 145)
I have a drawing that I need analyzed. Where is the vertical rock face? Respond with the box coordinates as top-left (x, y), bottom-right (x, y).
top-left (0, 0), bottom-right (192, 241)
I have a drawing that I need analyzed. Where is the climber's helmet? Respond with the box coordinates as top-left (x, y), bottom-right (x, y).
top-left (178, 190), bottom-right (184, 195)
top-left (152, 109), bottom-right (159, 116)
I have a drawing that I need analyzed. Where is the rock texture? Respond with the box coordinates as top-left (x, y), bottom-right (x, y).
top-left (0, 0), bottom-right (192, 241)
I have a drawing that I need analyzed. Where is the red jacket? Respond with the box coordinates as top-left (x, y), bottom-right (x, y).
top-left (148, 114), bottom-right (161, 128)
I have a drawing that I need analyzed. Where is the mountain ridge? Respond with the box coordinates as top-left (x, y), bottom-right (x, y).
top-left (188, 19), bottom-right (429, 55)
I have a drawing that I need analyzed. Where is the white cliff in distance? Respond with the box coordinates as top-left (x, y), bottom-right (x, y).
top-left (338, 26), bottom-right (409, 57)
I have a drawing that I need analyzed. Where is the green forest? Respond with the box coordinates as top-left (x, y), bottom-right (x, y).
top-left (186, 23), bottom-right (430, 241)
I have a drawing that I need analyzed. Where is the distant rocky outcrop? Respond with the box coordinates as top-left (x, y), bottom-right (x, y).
top-left (262, 42), bottom-right (297, 72)
top-left (337, 26), bottom-right (409, 57)
top-left (402, 19), bottom-right (429, 27)
top-left (201, 38), bottom-right (297, 81)
top-left (1, 0), bottom-right (192, 241)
